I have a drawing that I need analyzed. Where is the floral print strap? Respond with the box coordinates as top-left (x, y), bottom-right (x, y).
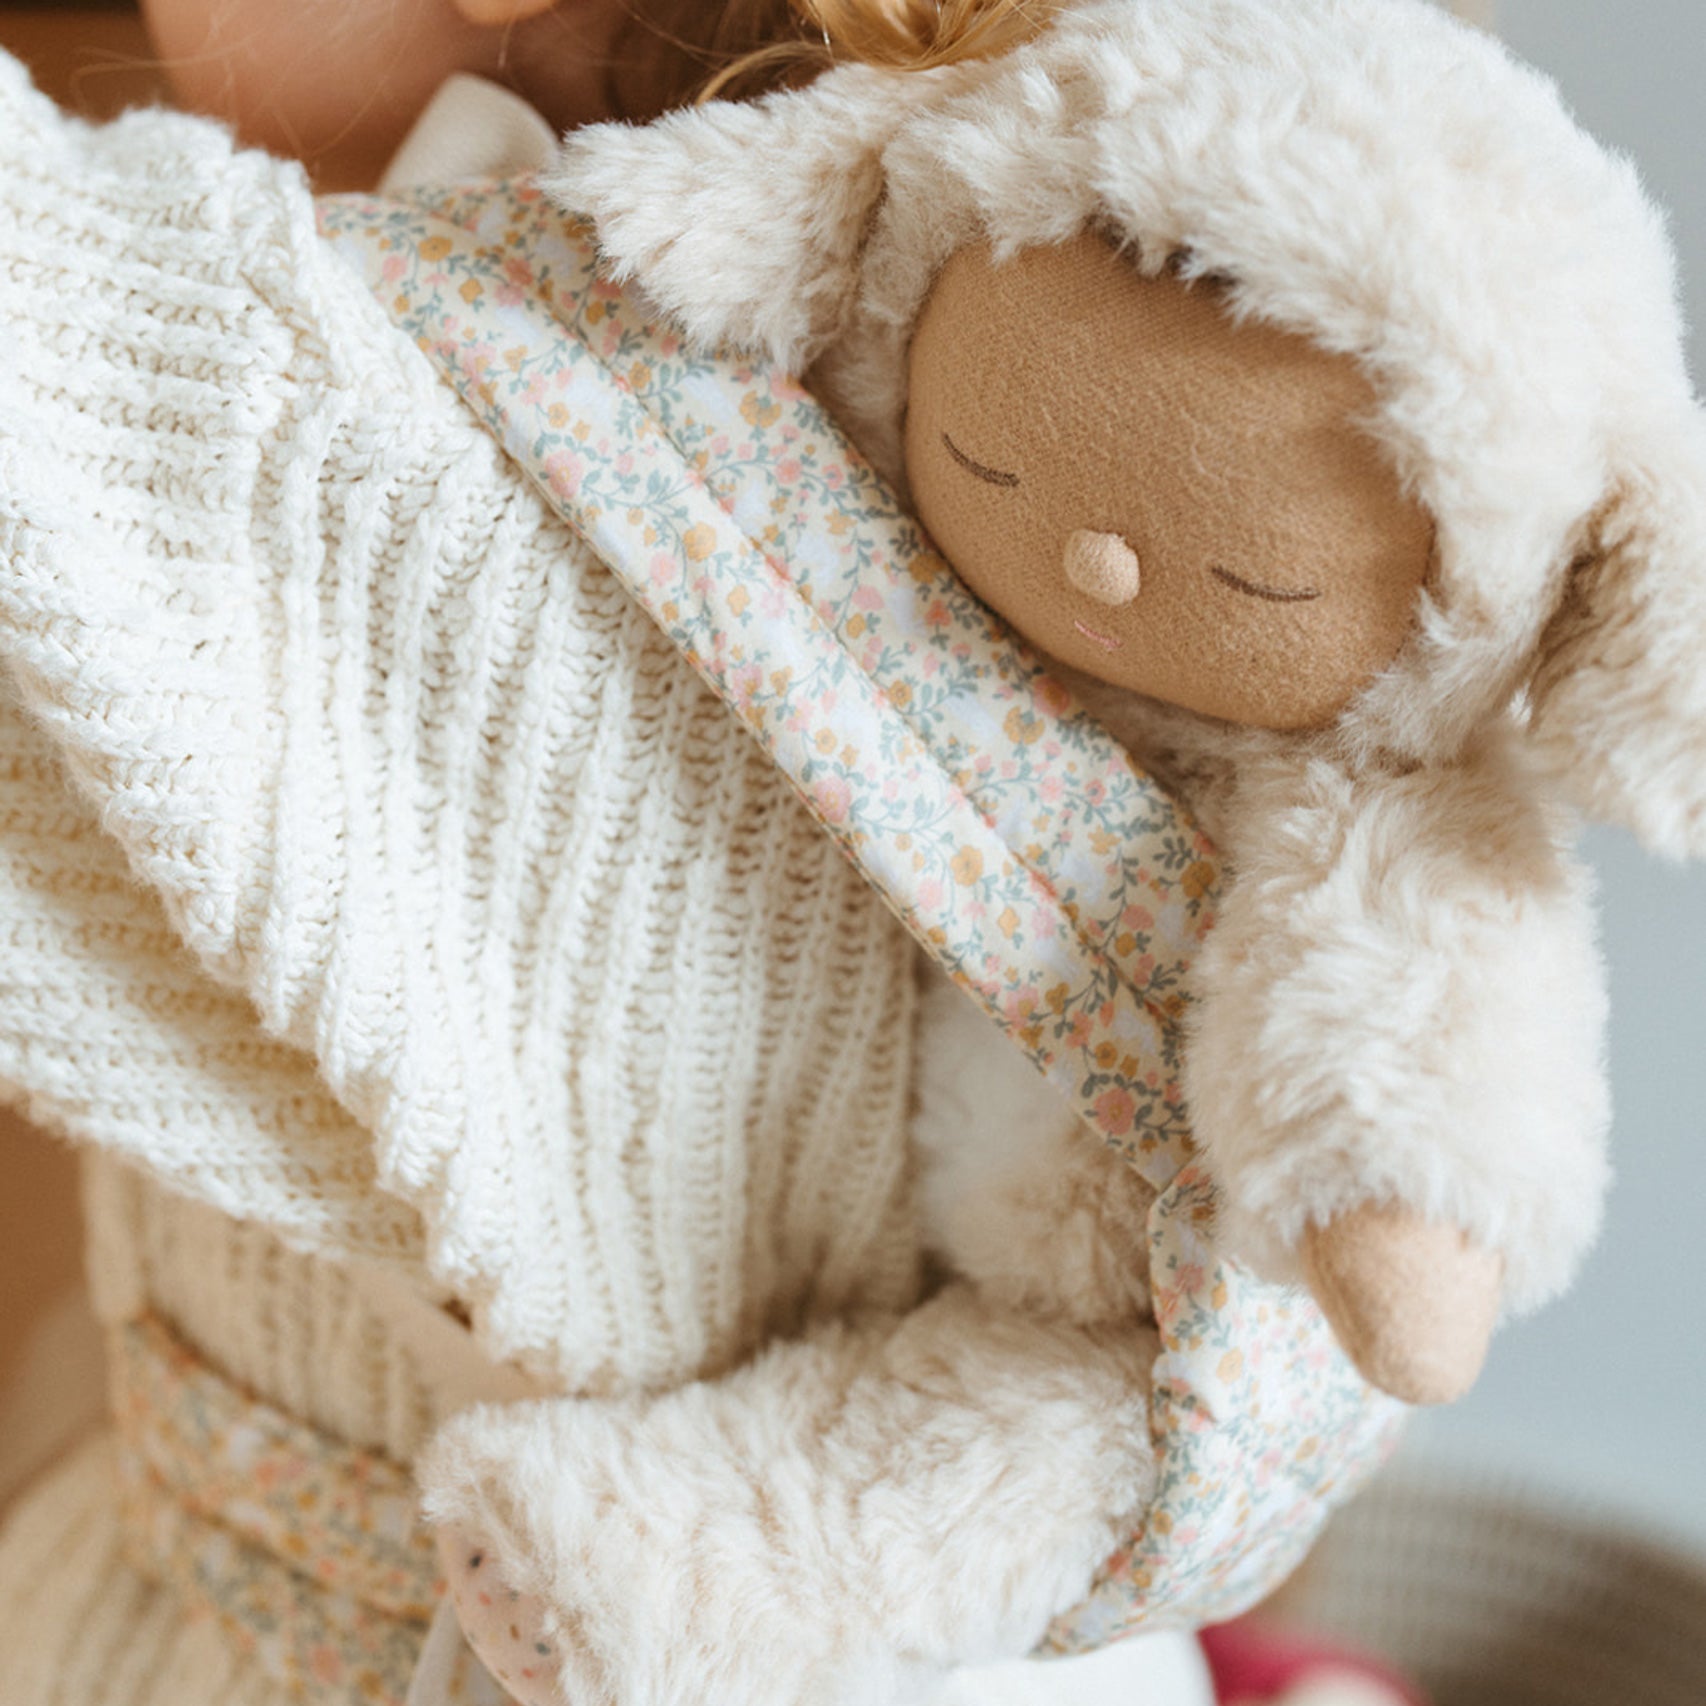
top-left (111, 1313), bottom-right (441, 1705)
top-left (316, 179), bottom-right (1214, 1190)
top-left (313, 180), bottom-right (1403, 1655)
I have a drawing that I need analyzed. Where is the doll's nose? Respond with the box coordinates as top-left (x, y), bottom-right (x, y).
top-left (1064, 531), bottom-right (1141, 605)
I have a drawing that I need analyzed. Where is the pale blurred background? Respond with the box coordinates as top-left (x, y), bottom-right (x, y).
top-left (0, 0), bottom-right (1702, 1551)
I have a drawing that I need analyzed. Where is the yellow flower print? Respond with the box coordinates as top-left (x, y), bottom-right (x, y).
top-left (950, 846), bottom-right (984, 886)
top-left (740, 391), bottom-right (782, 429)
top-left (1004, 707), bottom-right (1045, 746)
top-left (1181, 860), bottom-right (1217, 902)
top-left (682, 523), bottom-right (718, 561)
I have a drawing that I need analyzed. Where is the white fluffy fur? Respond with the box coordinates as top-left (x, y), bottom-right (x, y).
top-left (421, 1285), bottom-right (1158, 1706)
top-left (553, 65), bottom-right (934, 374)
top-left (1529, 411), bottom-right (1706, 861)
top-left (910, 971), bottom-right (1156, 1323)
top-left (462, 0), bottom-right (1706, 1693)
top-left (1184, 724), bottom-right (1611, 1312)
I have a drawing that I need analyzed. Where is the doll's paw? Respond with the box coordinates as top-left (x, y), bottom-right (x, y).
top-left (420, 1292), bottom-right (1155, 1706)
top-left (1301, 1203), bottom-right (1502, 1405)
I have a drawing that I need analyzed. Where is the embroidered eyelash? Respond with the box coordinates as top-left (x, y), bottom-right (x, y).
top-left (942, 432), bottom-right (1020, 488)
top-left (1211, 565), bottom-right (1322, 604)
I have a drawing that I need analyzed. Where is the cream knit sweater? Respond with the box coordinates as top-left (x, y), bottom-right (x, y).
top-left (0, 51), bottom-right (924, 1394)
top-left (0, 55), bottom-right (1225, 1706)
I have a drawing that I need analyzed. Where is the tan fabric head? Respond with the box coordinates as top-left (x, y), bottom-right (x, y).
top-left (905, 235), bottom-right (1435, 730)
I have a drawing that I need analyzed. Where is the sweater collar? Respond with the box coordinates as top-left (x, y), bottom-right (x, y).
top-left (380, 75), bottom-right (557, 194)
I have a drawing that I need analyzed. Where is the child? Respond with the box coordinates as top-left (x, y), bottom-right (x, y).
top-left (0, 3), bottom-right (1225, 1703)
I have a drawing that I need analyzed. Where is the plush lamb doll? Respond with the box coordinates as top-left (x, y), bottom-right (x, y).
top-left (419, 0), bottom-right (1706, 1700)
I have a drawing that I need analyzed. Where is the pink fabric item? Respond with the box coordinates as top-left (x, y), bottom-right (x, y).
top-left (1200, 1619), bottom-right (1429, 1706)
top-left (438, 1527), bottom-right (560, 1706)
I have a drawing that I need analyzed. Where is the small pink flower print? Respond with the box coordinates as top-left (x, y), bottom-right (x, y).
top-left (1123, 905), bottom-right (1156, 932)
top-left (648, 553), bottom-right (676, 587)
top-left (731, 664), bottom-right (762, 710)
top-left (852, 585), bottom-right (884, 612)
top-left (814, 775), bottom-right (852, 824)
top-left (917, 877), bottom-right (944, 912)
top-left (544, 451), bottom-right (585, 500)
top-left (777, 458), bottom-right (803, 484)
top-left (381, 254), bottom-right (406, 284)
top-left (1094, 1087), bottom-right (1137, 1135)
top-left (1035, 676), bottom-right (1072, 717)
top-left (309, 1646), bottom-right (345, 1684)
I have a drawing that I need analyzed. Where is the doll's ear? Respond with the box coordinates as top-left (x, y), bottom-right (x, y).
top-left (1528, 411), bottom-right (1706, 861)
top-left (545, 66), bottom-right (911, 371)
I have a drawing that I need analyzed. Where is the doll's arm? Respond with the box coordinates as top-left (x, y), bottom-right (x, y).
top-left (1184, 726), bottom-right (1610, 1403)
top-left (419, 1288), bottom-right (1158, 1706)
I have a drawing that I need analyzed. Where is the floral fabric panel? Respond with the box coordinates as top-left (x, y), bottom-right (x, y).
top-left (111, 1313), bottom-right (438, 1705)
top-left (316, 181), bottom-right (1402, 1651)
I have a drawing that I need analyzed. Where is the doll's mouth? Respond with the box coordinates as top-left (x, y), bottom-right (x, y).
top-left (1073, 620), bottom-right (1123, 652)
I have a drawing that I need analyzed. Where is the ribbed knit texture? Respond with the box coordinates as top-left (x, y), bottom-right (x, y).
top-left (81, 1158), bottom-right (480, 1464)
top-left (0, 51), bottom-right (921, 1389)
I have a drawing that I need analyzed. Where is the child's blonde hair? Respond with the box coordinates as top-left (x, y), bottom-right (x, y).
top-left (613, 0), bottom-right (1052, 112)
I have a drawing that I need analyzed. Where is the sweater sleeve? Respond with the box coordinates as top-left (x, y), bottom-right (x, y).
top-left (0, 53), bottom-right (923, 1389)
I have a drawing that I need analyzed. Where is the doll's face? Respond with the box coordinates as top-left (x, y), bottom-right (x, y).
top-left (904, 235), bottom-right (1435, 730)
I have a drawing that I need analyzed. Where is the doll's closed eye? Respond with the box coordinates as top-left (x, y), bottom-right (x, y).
top-left (1211, 564), bottom-right (1323, 604)
top-left (942, 432), bottom-right (1020, 488)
